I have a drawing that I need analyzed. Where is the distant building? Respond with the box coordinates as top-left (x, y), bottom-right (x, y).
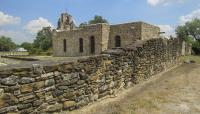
top-left (15, 48), bottom-right (27, 52)
top-left (52, 12), bottom-right (160, 57)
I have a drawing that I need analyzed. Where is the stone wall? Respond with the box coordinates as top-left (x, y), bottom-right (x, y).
top-left (53, 24), bottom-right (109, 57)
top-left (53, 21), bottom-right (160, 57)
top-left (141, 22), bottom-right (160, 40)
top-left (108, 22), bottom-right (142, 49)
top-left (0, 38), bottom-right (191, 114)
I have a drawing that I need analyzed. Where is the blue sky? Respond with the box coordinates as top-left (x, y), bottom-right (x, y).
top-left (0, 0), bottom-right (199, 44)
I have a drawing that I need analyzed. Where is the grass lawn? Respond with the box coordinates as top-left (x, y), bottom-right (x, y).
top-left (181, 55), bottom-right (200, 64)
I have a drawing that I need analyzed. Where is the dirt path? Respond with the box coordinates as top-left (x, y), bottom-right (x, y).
top-left (64, 63), bottom-right (200, 114)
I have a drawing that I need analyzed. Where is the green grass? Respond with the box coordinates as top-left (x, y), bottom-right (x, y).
top-left (181, 55), bottom-right (200, 64)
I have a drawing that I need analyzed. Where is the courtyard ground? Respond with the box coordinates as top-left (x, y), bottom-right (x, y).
top-left (63, 57), bottom-right (200, 114)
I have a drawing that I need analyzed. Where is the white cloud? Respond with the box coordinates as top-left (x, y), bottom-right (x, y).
top-left (147, 0), bottom-right (185, 7)
top-left (0, 11), bottom-right (21, 26)
top-left (0, 30), bottom-right (34, 44)
top-left (25, 17), bottom-right (53, 34)
top-left (180, 8), bottom-right (200, 25)
top-left (157, 24), bottom-right (176, 38)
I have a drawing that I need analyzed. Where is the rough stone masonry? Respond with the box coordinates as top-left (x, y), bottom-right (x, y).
top-left (0, 38), bottom-right (191, 114)
top-left (52, 12), bottom-right (160, 57)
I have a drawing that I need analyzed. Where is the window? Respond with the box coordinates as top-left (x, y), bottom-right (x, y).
top-left (63, 39), bottom-right (67, 52)
top-left (90, 36), bottom-right (95, 54)
top-left (115, 35), bottom-right (121, 47)
top-left (79, 38), bottom-right (83, 53)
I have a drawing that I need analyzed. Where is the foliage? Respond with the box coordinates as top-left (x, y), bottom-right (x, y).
top-left (79, 22), bottom-right (88, 28)
top-left (79, 15), bottom-right (108, 28)
top-left (89, 15), bottom-right (108, 24)
top-left (0, 36), bottom-right (17, 51)
top-left (20, 42), bottom-right (33, 51)
top-left (33, 27), bottom-right (52, 51)
top-left (176, 18), bottom-right (200, 55)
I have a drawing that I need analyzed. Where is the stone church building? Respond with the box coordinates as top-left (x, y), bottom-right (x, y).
top-left (52, 13), bottom-right (160, 57)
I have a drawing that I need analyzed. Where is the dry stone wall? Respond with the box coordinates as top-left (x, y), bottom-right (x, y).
top-left (0, 38), bottom-right (190, 114)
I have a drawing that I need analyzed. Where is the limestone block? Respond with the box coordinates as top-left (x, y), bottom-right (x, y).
top-left (1, 75), bottom-right (18, 86)
top-left (19, 77), bottom-right (35, 84)
top-left (63, 101), bottom-right (76, 110)
top-left (20, 84), bottom-right (33, 93)
top-left (46, 104), bottom-right (63, 112)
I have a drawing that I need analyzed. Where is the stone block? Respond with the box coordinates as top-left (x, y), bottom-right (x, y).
top-left (20, 84), bottom-right (33, 93)
top-left (45, 79), bottom-right (55, 87)
top-left (63, 101), bottom-right (76, 110)
top-left (46, 104), bottom-right (63, 112)
top-left (19, 77), bottom-right (35, 84)
top-left (33, 81), bottom-right (45, 90)
top-left (1, 75), bottom-right (18, 86)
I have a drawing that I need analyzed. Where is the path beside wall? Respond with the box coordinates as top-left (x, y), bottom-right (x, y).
top-left (0, 38), bottom-right (191, 114)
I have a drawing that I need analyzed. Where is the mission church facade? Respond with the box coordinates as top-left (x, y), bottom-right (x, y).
top-left (52, 13), bottom-right (160, 57)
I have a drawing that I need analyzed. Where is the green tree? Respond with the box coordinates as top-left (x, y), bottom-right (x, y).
top-left (20, 42), bottom-right (33, 51)
top-left (79, 15), bottom-right (108, 27)
top-left (33, 27), bottom-right (52, 51)
top-left (0, 36), bottom-right (16, 51)
top-left (176, 18), bottom-right (200, 42)
top-left (79, 22), bottom-right (88, 28)
top-left (89, 15), bottom-right (108, 24)
top-left (176, 18), bottom-right (200, 54)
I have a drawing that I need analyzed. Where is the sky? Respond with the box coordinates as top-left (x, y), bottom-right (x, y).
top-left (0, 0), bottom-right (200, 44)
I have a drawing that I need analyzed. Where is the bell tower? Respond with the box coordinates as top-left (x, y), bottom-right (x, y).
top-left (57, 12), bottom-right (76, 30)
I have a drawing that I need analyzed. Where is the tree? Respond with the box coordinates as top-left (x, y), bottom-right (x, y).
top-left (20, 42), bottom-right (33, 51)
top-left (89, 15), bottom-right (108, 24)
top-left (176, 18), bottom-right (200, 54)
top-left (33, 27), bottom-right (52, 51)
top-left (176, 18), bottom-right (200, 42)
top-left (79, 15), bottom-right (108, 27)
top-left (0, 36), bottom-right (16, 51)
top-left (79, 22), bottom-right (88, 28)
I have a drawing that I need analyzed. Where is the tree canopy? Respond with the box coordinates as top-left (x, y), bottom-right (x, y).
top-left (176, 18), bottom-right (200, 42)
top-left (0, 36), bottom-right (17, 51)
top-left (33, 27), bottom-right (52, 51)
top-left (176, 18), bottom-right (200, 54)
top-left (20, 42), bottom-right (33, 51)
top-left (79, 15), bottom-right (108, 28)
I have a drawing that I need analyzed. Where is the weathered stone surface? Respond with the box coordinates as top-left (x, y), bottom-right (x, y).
top-left (18, 94), bottom-right (35, 102)
top-left (32, 64), bottom-right (45, 75)
top-left (20, 84), bottom-right (33, 93)
top-left (17, 103), bottom-right (32, 110)
top-left (0, 88), bottom-right (4, 97)
top-left (33, 100), bottom-right (43, 107)
top-left (46, 104), bottom-right (63, 112)
top-left (0, 106), bottom-right (17, 113)
top-left (33, 81), bottom-right (45, 90)
top-left (1, 93), bottom-right (18, 105)
top-left (63, 101), bottom-right (76, 110)
top-left (0, 37), bottom-right (191, 114)
top-left (62, 73), bottom-right (79, 81)
top-left (45, 79), bottom-right (55, 87)
top-left (52, 89), bottom-right (64, 97)
top-left (19, 77), bottom-right (35, 84)
top-left (1, 76), bottom-right (18, 86)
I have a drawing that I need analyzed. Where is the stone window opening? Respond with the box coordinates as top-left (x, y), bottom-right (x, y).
top-left (115, 35), bottom-right (121, 47)
top-left (79, 38), bottom-right (83, 53)
top-left (63, 39), bottom-right (67, 52)
top-left (90, 36), bottom-right (95, 54)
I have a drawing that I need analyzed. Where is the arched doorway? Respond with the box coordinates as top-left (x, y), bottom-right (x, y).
top-left (90, 36), bottom-right (95, 54)
top-left (115, 35), bottom-right (121, 47)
